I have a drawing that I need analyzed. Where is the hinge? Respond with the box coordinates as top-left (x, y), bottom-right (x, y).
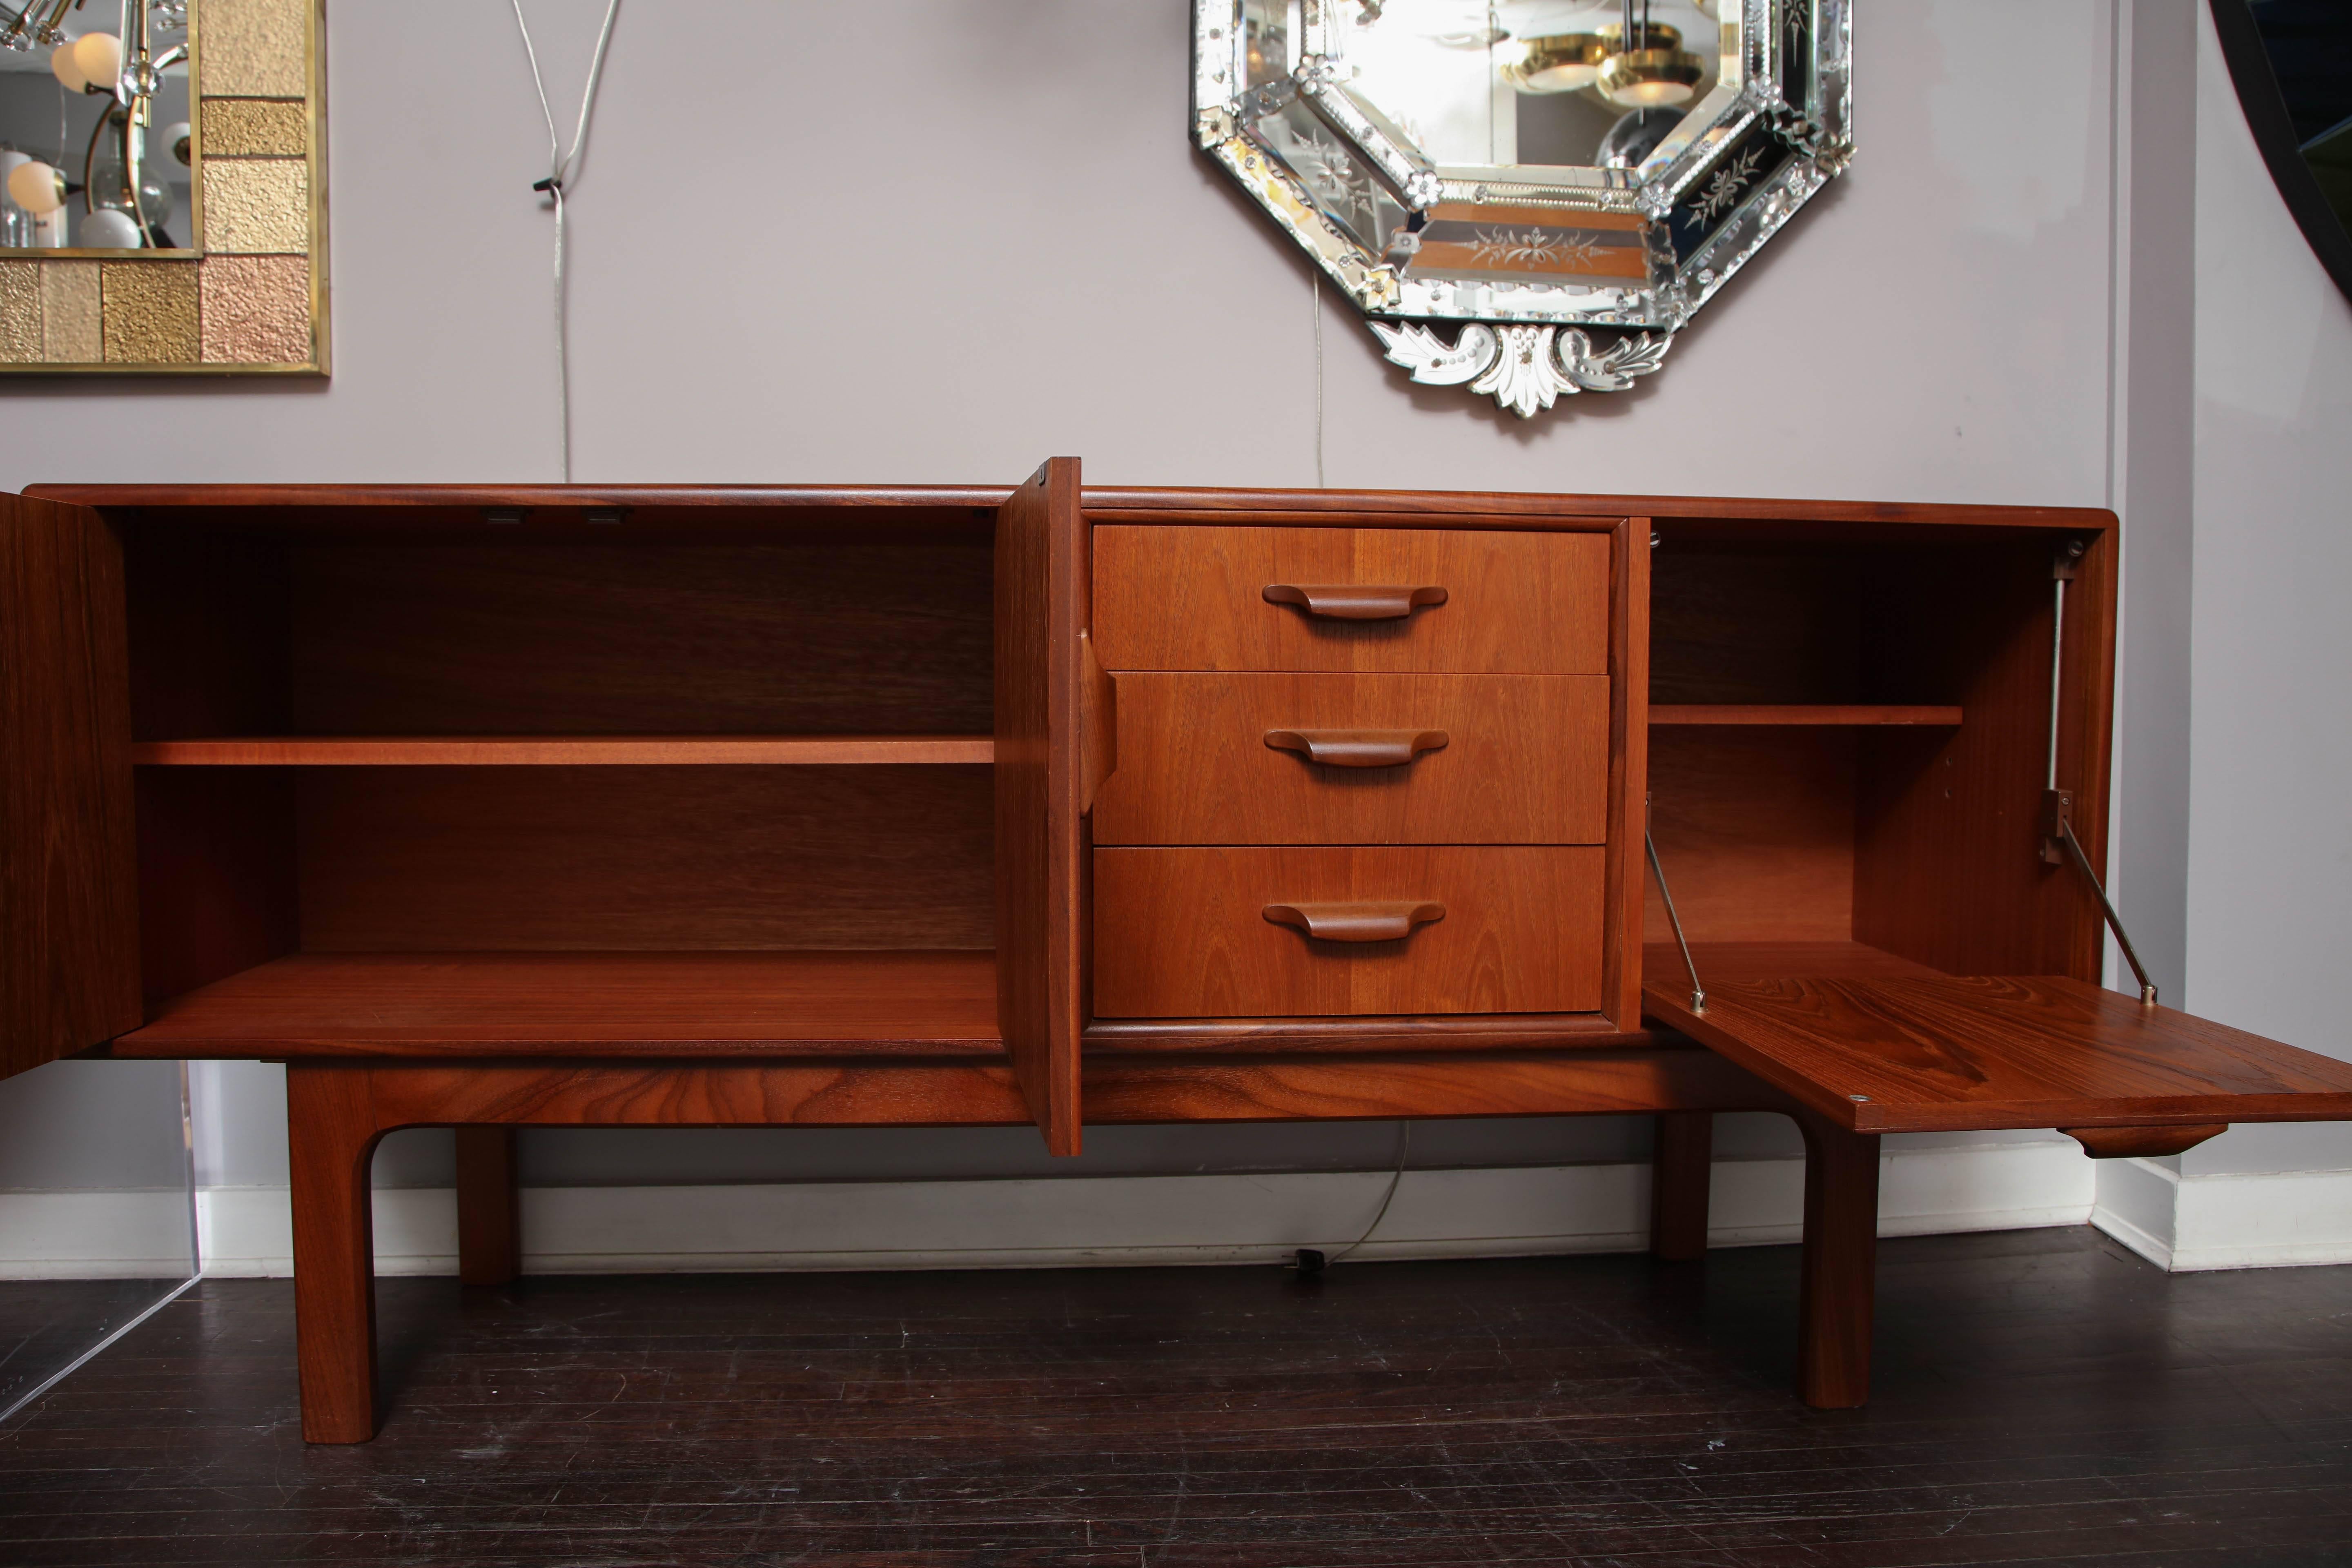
top-left (2039, 786), bottom-right (2073, 866)
top-left (2042, 787), bottom-right (2159, 1006)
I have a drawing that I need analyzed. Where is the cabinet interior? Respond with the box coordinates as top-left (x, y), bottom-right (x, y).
top-left (118, 511), bottom-right (999, 1038)
top-left (1643, 523), bottom-right (2098, 985)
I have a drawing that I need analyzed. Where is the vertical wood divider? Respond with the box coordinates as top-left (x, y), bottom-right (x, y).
top-left (1648, 1110), bottom-right (1713, 1261)
top-left (455, 1125), bottom-right (522, 1287)
top-left (1601, 517), bottom-right (1651, 1029)
top-left (994, 458), bottom-right (1087, 1155)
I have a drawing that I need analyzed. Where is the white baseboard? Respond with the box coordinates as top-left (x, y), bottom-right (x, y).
top-left (2093, 1157), bottom-right (2352, 1271)
top-left (0, 1143), bottom-right (2094, 1280)
top-left (0, 1190), bottom-right (195, 1280)
top-left (173, 1140), bottom-right (2091, 1279)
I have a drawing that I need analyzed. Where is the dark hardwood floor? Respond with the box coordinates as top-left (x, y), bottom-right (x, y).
top-left (1, 1227), bottom-right (2348, 1566)
top-left (0, 1280), bottom-right (191, 1418)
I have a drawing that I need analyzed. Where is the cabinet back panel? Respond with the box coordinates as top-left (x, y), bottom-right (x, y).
top-left (296, 766), bottom-right (993, 951)
top-left (1650, 546), bottom-right (1863, 705)
top-left (1643, 728), bottom-right (1855, 944)
top-left (124, 526), bottom-right (293, 742)
top-left (286, 544), bottom-right (993, 736)
top-left (135, 767), bottom-right (299, 1008)
top-left (1852, 537), bottom-right (2099, 975)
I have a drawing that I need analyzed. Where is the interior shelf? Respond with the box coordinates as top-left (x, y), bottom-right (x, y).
top-left (109, 951), bottom-right (1004, 1056)
top-left (129, 736), bottom-right (997, 766)
top-left (1648, 705), bottom-right (1963, 726)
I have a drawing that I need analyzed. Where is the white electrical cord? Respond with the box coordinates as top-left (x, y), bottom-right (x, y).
top-left (510, 0), bottom-right (623, 483)
top-left (1311, 272), bottom-right (1327, 488)
top-left (1323, 1122), bottom-right (1410, 1265)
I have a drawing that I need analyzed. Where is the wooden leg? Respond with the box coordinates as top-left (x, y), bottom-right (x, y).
top-left (1794, 1112), bottom-right (1881, 1410)
top-left (286, 1064), bottom-right (385, 1443)
top-left (1649, 1111), bottom-right (1713, 1261)
top-left (455, 1126), bottom-right (522, 1287)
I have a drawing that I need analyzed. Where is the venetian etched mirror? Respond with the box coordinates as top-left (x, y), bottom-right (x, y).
top-left (1194, 0), bottom-right (1849, 415)
top-left (0, 0), bottom-right (324, 373)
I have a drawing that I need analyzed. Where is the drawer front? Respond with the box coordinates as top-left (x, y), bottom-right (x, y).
top-left (1093, 846), bottom-right (1606, 1018)
top-left (1093, 673), bottom-right (1609, 846)
top-left (1093, 526), bottom-right (1610, 673)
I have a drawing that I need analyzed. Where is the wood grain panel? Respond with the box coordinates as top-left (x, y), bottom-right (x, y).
top-left (341, 1049), bottom-right (1783, 1131)
top-left (286, 542), bottom-right (993, 736)
top-left (0, 495), bottom-right (140, 1078)
top-left (1641, 940), bottom-right (1943, 989)
top-left (994, 459), bottom-right (1086, 1154)
top-left (362, 1060), bottom-right (1033, 1130)
top-left (296, 765), bottom-right (993, 951)
top-left (1643, 727), bottom-right (1857, 944)
top-left (134, 765), bottom-right (298, 1009)
top-left (1601, 519), bottom-right (1648, 1031)
top-left (1093, 526), bottom-right (1608, 674)
top-left (1080, 1048), bottom-right (1786, 1122)
top-left (1094, 846), bottom-right (1605, 1018)
top-left (120, 521), bottom-right (292, 742)
top-left (113, 951), bottom-right (1000, 1056)
top-left (1649, 543), bottom-right (1862, 704)
top-left (1093, 673), bottom-right (1608, 846)
top-left (134, 735), bottom-right (993, 766)
top-left (1645, 973), bottom-right (2352, 1134)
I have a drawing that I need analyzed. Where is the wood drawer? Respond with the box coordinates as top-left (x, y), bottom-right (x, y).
top-left (1093, 673), bottom-right (1609, 845)
top-left (1093, 846), bottom-right (1606, 1018)
top-left (1092, 526), bottom-right (1610, 673)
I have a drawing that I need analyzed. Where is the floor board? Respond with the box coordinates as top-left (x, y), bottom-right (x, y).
top-left (1, 1228), bottom-right (2348, 1567)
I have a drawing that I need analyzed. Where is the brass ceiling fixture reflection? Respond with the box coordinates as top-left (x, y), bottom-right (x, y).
top-left (1506, 2), bottom-right (1706, 108)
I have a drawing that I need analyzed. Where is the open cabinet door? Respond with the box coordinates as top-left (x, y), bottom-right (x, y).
top-left (1646, 974), bottom-right (2352, 1144)
top-left (995, 459), bottom-right (1085, 1154)
top-left (0, 495), bottom-right (140, 1081)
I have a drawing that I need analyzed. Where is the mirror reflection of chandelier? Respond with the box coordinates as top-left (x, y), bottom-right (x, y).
top-left (1503, 0), bottom-right (1706, 107)
top-left (1, 0), bottom-right (190, 249)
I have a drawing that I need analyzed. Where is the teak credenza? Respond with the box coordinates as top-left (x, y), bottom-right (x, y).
top-left (8, 465), bottom-right (2352, 1443)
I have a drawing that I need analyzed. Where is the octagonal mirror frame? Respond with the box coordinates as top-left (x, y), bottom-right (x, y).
top-left (1193, 0), bottom-right (1851, 416)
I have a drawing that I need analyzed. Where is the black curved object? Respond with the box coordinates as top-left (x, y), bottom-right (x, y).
top-left (2209, 0), bottom-right (2352, 301)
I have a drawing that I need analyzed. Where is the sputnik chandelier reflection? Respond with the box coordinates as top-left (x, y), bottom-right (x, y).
top-left (1502, 0), bottom-right (1708, 108)
top-left (2, 0), bottom-right (192, 249)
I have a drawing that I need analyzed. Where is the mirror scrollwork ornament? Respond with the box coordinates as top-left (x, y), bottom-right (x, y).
top-left (1194, 0), bottom-right (1850, 416)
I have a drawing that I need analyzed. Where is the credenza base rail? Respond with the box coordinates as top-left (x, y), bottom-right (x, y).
top-left (283, 1054), bottom-right (1878, 1443)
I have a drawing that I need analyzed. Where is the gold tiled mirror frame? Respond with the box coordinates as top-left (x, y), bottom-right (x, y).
top-left (0, 0), bottom-right (325, 374)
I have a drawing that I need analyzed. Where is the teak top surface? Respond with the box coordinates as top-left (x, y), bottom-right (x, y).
top-left (1645, 973), bottom-right (2352, 1133)
top-left (24, 482), bottom-right (2118, 535)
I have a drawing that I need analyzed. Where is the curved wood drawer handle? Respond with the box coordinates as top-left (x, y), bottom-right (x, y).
top-left (1263, 728), bottom-right (1449, 768)
top-left (1262, 584), bottom-right (1448, 621)
top-left (1263, 900), bottom-right (1447, 942)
